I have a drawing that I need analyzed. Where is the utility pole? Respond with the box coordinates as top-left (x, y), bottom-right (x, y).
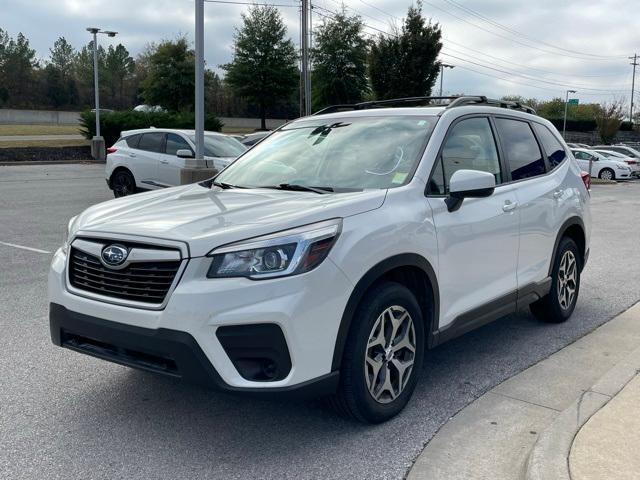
top-left (630, 54), bottom-right (638, 125)
top-left (439, 64), bottom-right (454, 97)
top-left (86, 27), bottom-right (117, 160)
top-left (301, 0), bottom-right (311, 116)
top-left (194, 0), bottom-right (205, 164)
top-left (563, 89), bottom-right (577, 138)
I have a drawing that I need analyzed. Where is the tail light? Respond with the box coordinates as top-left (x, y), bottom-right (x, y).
top-left (106, 147), bottom-right (117, 154)
top-left (580, 171), bottom-right (591, 192)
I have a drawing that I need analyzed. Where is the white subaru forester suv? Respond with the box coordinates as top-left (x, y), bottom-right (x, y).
top-left (49, 96), bottom-right (591, 423)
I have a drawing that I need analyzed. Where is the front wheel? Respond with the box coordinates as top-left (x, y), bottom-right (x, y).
top-left (329, 282), bottom-right (425, 423)
top-left (598, 168), bottom-right (615, 181)
top-left (530, 237), bottom-right (581, 323)
top-left (111, 170), bottom-right (136, 198)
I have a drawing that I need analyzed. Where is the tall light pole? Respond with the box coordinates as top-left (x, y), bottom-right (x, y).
top-left (439, 64), bottom-right (454, 97)
top-left (630, 54), bottom-right (638, 125)
top-left (563, 89), bottom-right (577, 138)
top-left (86, 27), bottom-right (117, 160)
top-left (194, 0), bottom-right (205, 163)
top-left (301, 0), bottom-right (311, 116)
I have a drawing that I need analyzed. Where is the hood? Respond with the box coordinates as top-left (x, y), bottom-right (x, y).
top-left (74, 184), bottom-right (386, 257)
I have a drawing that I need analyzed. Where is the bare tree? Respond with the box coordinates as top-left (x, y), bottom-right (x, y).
top-left (594, 99), bottom-right (625, 144)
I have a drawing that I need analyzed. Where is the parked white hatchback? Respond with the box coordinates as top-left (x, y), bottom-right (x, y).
top-left (105, 128), bottom-right (247, 197)
top-left (570, 148), bottom-right (632, 180)
top-left (50, 96), bottom-right (591, 423)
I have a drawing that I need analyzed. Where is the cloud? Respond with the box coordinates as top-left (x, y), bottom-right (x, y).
top-left (2, 0), bottom-right (637, 104)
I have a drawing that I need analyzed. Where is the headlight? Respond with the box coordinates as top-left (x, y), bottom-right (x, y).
top-left (616, 164), bottom-right (629, 170)
top-left (207, 219), bottom-right (341, 279)
top-left (61, 215), bottom-right (78, 254)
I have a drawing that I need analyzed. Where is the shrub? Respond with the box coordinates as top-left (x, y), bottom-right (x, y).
top-left (79, 110), bottom-right (224, 146)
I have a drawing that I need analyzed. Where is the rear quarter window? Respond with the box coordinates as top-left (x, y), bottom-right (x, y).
top-left (125, 134), bottom-right (141, 148)
top-left (495, 118), bottom-right (546, 181)
top-left (532, 123), bottom-right (567, 170)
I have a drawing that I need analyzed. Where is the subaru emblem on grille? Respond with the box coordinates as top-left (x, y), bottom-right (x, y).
top-left (101, 244), bottom-right (129, 267)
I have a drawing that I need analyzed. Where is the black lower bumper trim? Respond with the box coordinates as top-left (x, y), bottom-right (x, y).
top-left (49, 303), bottom-right (339, 398)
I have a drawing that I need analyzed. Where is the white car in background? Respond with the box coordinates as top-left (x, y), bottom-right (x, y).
top-left (106, 129), bottom-right (247, 197)
top-left (592, 149), bottom-right (640, 177)
top-left (571, 148), bottom-right (632, 181)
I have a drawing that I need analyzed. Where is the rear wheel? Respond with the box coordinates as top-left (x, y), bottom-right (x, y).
top-left (530, 237), bottom-right (581, 323)
top-left (111, 170), bottom-right (136, 198)
top-left (329, 282), bottom-right (425, 423)
top-left (598, 168), bottom-right (615, 181)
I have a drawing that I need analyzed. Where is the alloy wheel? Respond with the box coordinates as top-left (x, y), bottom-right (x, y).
top-left (364, 305), bottom-right (416, 404)
top-left (557, 250), bottom-right (577, 310)
top-left (600, 170), bottom-right (613, 181)
top-left (114, 174), bottom-right (133, 197)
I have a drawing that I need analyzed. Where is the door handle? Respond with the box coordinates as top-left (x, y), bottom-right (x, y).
top-left (160, 159), bottom-right (169, 164)
top-left (502, 200), bottom-right (518, 212)
top-left (128, 152), bottom-right (136, 157)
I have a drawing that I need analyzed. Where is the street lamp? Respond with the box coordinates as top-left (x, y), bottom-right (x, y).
top-left (563, 89), bottom-right (577, 138)
top-left (86, 27), bottom-right (117, 160)
top-left (439, 64), bottom-right (455, 97)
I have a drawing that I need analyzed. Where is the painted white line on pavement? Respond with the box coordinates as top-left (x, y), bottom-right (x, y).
top-left (0, 241), bottom-right (51, 254)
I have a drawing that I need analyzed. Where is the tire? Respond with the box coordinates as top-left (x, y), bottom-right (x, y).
top-left (598, 168), bottom-right (615, 181)
top-left (328, 282), bottom-right (425, 423)
top-left (111, 170), bottom-right (136, 198)
top-left (530, 237), bottom-right (581, 323)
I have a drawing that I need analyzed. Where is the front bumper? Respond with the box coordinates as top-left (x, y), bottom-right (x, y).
top-left (50, 303), bottom-right (338, 397)
top-left (49, 242), bottom-right (353, 393)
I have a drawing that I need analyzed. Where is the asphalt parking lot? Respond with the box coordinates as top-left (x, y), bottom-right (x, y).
top-left (1, 164), bottom-right (639, 480)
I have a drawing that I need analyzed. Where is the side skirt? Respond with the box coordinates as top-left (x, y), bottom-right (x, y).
top-left (431, 277), bottom-right (552, 348)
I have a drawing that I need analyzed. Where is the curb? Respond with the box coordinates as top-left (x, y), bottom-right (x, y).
top-left (525, 346), bottom-right (640, 480)
top-left (0, 160), bottom-right (104, 166)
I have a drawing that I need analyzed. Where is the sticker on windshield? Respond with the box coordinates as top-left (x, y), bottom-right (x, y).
top-left (392, 172), bottom-right (408, 184)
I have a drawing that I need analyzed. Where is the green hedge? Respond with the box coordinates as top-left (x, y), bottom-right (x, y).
top-left (546, 118), bottom-right (633, 133)
top-left (79, 110), bottom-right (224, 146)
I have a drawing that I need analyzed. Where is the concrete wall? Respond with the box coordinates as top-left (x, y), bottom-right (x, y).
top-left (0, 108), bottom-right (81, 125)
top-left (0, 108), bottom-right (290, 130)
top-left (219, 116), bottom-right (289, 130)
top-left (565, 130), bottom-right (640, 146)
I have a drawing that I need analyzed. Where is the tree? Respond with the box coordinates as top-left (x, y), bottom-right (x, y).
top-left (2, 32), bottom-right (38, 106)
top-left (141, 37), bottom-right (195, 112)
top-left (104, 44), bottom-right (135, 108)
top-left (311, 10), bottom-right (369, 110)
top-left (45, 37), bottom-right (78, 107)
top-left (369, 1), bottom-right (442, 99)
top-left (73, 41), bottom-right (107, 107)
top-left (594, 100), bottom-right (625, 143)
top-left (222, 5), bottom-right (298, 129)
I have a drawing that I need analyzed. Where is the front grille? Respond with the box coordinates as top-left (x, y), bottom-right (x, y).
top-left (69, 247), bottom-right (181, 304)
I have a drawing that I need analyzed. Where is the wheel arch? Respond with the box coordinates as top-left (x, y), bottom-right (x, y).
top-left (109, 166), bottom-right (135, 190)
top-left (550, 217), bottom-right (586, 275)
top-left (331, 253), bottom-right (440, 371)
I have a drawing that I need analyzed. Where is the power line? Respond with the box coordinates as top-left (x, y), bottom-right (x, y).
top-left (421, 0), bottom-right (627, 62)
top-left (440, 0), bottom-right (628, 59)
top-left (203, 0), bottom-right (297, 7)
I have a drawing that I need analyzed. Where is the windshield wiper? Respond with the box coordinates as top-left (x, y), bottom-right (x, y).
top-left (264, 183), bottom-right (334, 194)
top-left (212, 181), bottom-right (245, 189)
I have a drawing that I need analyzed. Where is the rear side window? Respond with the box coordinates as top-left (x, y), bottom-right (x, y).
top-left (428, 117), bottom-right (502, 195)
top-left (125, 134), bottom-right (141, 148)
top-left (138, 132), bottom-right (165, 153)
top-left (532, 123), bottom-right (567, 170)
top-left (165, 133), bottom-right (192, 156)
top-left (495, 118), bottom-right (545, 181)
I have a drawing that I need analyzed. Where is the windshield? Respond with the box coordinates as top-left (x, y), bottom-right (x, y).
top-left (215, 116), bottom-right (436, 190)
top-left (189, 134), bottom-right (247, 158)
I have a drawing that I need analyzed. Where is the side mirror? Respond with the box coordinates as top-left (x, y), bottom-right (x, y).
top-left (446, 169), bottom-right (496, 212)
top-left (176, 149), bottom-right (194, 159)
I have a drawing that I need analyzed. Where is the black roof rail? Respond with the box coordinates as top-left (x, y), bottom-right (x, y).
top-left (314, 95), bottom-right (537, 116)
top-left (313, 96), bottom-right (459, 115)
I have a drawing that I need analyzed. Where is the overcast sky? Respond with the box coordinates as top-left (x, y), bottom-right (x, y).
top-left (3, 0), bottom-right (638, 105)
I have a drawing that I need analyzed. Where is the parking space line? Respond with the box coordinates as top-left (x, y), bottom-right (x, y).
top-left (0, 241), bottom-right (51, 254)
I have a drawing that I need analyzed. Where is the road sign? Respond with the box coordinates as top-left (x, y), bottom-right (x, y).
top-left (568, 98), bottom-right (579, 105)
